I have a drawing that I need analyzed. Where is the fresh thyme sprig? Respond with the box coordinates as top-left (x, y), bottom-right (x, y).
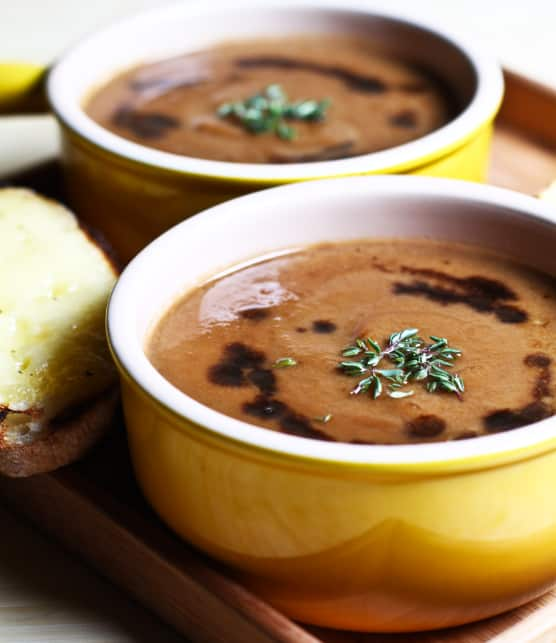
top-left (339, 329), bottom-right (464, 400)
top-left (217, 84), bottom-right (331, 141)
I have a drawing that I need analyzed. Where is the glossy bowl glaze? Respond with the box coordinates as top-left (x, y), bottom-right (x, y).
top-left (107, 176), bottom-right (556, 632)
top-left (45, 1), bottom-right (503, 261)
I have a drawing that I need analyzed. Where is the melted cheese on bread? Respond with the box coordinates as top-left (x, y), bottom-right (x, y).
top-left (0, 189), bottom-right (117, 445)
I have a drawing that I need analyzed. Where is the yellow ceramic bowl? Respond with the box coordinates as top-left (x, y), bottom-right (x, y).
top-left (107, 176), bottom-right (556, 633)
top-left (4, 2), bottom-right (503, 262)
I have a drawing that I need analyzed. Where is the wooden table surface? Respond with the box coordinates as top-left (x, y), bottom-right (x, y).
top-left (0, 505), bottom-right (184, 643)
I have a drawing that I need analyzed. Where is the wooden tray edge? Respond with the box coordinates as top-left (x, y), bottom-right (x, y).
top-left (499, 70), bottom-right (556, 147)
top-left (0, 471), bottom-right (320, 643)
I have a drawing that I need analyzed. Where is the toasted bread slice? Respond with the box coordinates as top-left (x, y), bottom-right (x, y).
top-left (0, 188), bottom-right (118, 477)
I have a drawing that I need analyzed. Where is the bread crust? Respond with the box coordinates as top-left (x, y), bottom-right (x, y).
top-left (0, 390), bottom-right (118, 478)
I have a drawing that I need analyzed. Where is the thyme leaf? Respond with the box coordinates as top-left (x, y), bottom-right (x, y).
top-left (314, 413), bottom-right (333, 423)
top-left (273, 357), bottom-right (297, 369)
top-left (338, 329), bottom-right (464, 400)
top-left (217, 85), bottom-right (331, 140)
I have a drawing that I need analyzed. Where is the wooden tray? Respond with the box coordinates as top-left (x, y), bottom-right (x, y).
top-left (0, 70), bottom-right (555, 643)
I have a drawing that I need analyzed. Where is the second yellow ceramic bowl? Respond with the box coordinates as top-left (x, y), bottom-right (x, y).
top-left (39, 1), bottom-right (504, 261)
top-left (107, 176), bottom-right (556, 633)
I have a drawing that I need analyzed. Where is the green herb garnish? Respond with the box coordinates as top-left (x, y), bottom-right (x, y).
top-left (314, 413), bottom-right (333, 423)
top-left (273, 357), bottom-right (297, 369)
top-left (217, 84), bottom-right (331, 140)
top-left (339, 329), bottom-right (464, 400)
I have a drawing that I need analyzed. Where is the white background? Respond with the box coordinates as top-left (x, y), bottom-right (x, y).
top-left (2, 0), bottom-right (556, 86)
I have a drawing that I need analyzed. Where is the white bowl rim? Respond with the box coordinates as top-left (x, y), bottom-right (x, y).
top-left (107, 176), bottom-right (556, 467)
top-left (47, 0), bottom-right (504, 182)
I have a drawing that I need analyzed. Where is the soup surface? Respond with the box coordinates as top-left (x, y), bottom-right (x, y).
top-left (85, 36), bottom-right (455, 163)
top-left (147, 240), bottom-right (556, 444)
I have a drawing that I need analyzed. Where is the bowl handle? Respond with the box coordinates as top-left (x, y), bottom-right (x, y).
top-left (0, 63), bottom-right (49, 114)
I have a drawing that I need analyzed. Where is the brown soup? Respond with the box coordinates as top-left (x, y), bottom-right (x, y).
top-left (85, 36), bottom-right (455, 164)
top-left (147, 239), bottom-right (556, 444)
